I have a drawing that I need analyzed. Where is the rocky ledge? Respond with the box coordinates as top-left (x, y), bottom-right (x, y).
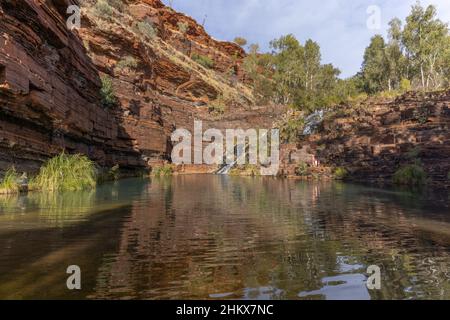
top-left (281, 90), bottom-right (450, 187)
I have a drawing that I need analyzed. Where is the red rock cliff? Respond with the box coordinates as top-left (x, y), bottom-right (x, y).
top-left (0, 0), bottom-right (271, 173)
top-left (280, 90), bottom-right (450, 186)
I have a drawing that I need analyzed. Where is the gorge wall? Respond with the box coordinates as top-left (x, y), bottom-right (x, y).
top-left (0, 0), bottom-right (279, 174)
top-left (281, 90), bottom-right (450, 187)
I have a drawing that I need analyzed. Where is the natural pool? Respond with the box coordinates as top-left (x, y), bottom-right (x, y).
top-left (0, 175), bottom-right (449, 300)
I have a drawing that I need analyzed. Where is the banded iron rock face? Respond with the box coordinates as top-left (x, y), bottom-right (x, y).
top-left (280, 91), bottom-right (450, 186)
top-left (0, 0), bottom-right (279, 174)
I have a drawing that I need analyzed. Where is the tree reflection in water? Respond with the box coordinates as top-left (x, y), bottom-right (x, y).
top-left (0, 176), bottom-right (450, 299)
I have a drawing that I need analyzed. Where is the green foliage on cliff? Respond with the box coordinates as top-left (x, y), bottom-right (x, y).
top-left (107, 0), bottom-right (125, 12)
top-left (393, 163), bottom-right (427, 186)
top-left (0, 168), bottom-right (20, 194)
top-left (32, 153), bottom-right (97, 191)
top-left (208, 95), bottom-right (226, 114)
top-left (100, 75), bottom-right (118, 108)
top-left (280, 116), bottom-right (304, 143)
top-left (177, 22), bottom-right (189, 34)
top-left (116, 56), bottom-right (138, 71)
top-left (136, 21), bottom-right (157, 40)
top-left (234, 37), bottom-right (248, 47)
top-left (93, 0), bottom-right (114, 18)
top-left (192, 53), bottom-right (215, 69)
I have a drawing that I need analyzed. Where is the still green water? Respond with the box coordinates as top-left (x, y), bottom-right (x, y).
top-left (0, 175), bottom-right (449, 300)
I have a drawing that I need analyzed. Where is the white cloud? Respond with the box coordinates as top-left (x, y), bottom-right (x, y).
top-left (164, 0), bottom-right (450, 78)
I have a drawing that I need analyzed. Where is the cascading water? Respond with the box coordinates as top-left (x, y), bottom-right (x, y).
top-left (216, 131), bottom-right (270, 175)
top-left (303, 110), bottom-right (324, 135)
top-left (216, 143), bottom-right (246, 175)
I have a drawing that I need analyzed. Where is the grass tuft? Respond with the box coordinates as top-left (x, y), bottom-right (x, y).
top-left (177, 22), bottom-right (189, 34)
top-left (0, 168), bottom-right (20, 194)
top-left (32, 153), bottom-right (97, 191)
top-left (295, 162), bottom-right (309, 176)
top-left (334, 167), bottom-right (348, 180)
top-left (115, 56), bottom-right (138, 71)
top-left (208, 95), bottom-right (226, 115)
top-left (229, 164), bottom-right (260, 176)
top-left (135, 21), bottom-right (157, 40)
top-left (93, 0), bottom-right (113, 19)
top-left (152, 164), bottom-right (173, 177)
top-left (192, 53), bottom-right (214, 69)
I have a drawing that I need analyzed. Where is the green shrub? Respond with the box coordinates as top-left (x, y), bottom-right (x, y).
top-left (400, 78), bottom-right (412, 92)
top-left (373, 90), bottom-right (402, 100)
top-left (177, 22), bottom-right (189, 34)
top-left (32, 153), bottom-right (97, 191)
top-left (192, 53), bottom-right (214, 69)
top-left (100, 75), bottom-right (118, 108)
top-left (115, 56), bottom-right (138, 71)
top-left (295, 162), bottom-right (309, 176)
top-left (93, 0), bottom-right (113, 18)
top-left (334, 167), bottom-right (348, 180)
top-left (136, 21), bottom-right (157, 40)
top-left (208, 95), bottom-right (226, 115)
top-left (0, 168), bottom-right (20, 194)
top-left (107, 0), bottom-right (125, 11)
top-left (280, 117), bottom-right (304, 143)
top-left (233, 37), bottom-right (247, 47)
top-left (152, 164), bottom-right (173, 177)
top-left (229, 164), bottom-right (260, 176)
top-left (393, 164), bottom-right (427, 186)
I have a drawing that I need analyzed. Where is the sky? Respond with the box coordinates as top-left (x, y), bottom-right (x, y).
top-left (162, 0), bottom-right (450, 78)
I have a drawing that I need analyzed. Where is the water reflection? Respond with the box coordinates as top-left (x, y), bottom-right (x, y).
top-left (0, 176), bottom-right (449, 300)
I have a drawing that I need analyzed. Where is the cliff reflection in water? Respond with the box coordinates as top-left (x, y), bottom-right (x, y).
top-left (0, 176), bottom-right (450, 300)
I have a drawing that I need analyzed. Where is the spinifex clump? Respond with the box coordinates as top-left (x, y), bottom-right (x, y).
top-left (0, 168), bottom-right (20, 194)
top-left (32, 153), bottom-right (97, 191)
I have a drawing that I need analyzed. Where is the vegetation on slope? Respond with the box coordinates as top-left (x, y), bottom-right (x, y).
top-left (100, 75), bottom-right (118, 108)
top-left (82, 0), bottom-right (255, 106)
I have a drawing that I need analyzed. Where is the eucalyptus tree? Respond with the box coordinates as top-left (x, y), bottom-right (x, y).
top-left (362, 35), bottom-right (388, 93)
top-left (402, 3), bottom-right (449, 89)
